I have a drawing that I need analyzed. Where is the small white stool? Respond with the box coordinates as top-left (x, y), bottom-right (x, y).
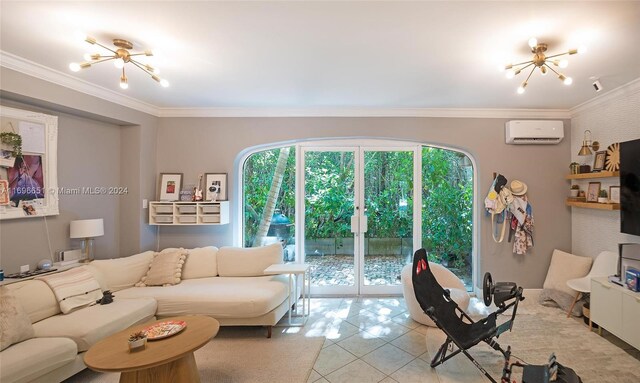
top-left (401, 263), bottom-right (470, 327)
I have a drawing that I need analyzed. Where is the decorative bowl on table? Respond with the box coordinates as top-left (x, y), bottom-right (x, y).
top-left (143, 320), bottom-right (187, 340)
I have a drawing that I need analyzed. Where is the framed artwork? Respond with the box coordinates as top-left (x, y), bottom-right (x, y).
top-left (0, 106), bottom-right (58, 220)
top-left (204, 173), bottom-right (227, 201)
top-left (587, 182), bottom-right (601, 202)
top-left (609, 186), bottom-right (621, 204)
top-left (592, 151), bottom-right (606, 172)
top-left (159, 173), bottom-right (182, 201)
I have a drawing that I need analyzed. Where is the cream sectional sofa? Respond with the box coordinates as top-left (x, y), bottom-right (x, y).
top-left (0, 243), bottom-right (289, 383)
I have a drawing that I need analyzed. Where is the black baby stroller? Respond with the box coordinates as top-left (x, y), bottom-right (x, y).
top-left (411, 248), bottom-right (582, 383)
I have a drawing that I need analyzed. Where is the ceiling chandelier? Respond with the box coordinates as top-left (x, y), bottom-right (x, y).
top-left (69, 36), bottom-right (169, 89)
top-left (504, 38), bottom-right (583, 94)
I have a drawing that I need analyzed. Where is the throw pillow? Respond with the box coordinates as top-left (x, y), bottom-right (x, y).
top-left (162, 246), bottom-right (218, 279)
top-left (37, 267), bottom-right (103, 314)
top-left (539, 249), bottom-right (593, 316)
top-left (0, 287), bottom-right (35, 351)
top-left (136, 249), bottom-right (187, 287)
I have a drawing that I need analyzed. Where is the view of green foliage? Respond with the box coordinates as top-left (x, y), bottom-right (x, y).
top-left (242, 145), bottom-right (473, 283)
top-left (421, 147), bottom-right (473, 279)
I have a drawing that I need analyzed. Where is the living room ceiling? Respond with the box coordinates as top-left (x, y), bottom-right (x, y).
top-left (1, 1), bottom-right (639, 113)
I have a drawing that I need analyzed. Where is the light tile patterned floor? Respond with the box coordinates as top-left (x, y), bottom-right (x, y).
top-left (289, 296), bottom-right (640, 383)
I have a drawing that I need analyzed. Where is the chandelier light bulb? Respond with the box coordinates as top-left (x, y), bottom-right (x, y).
top-left (160, 79), bottom-right (169, 87)
top-left (83, 53), bottom-right (93, 61)
top-left (517, 86), bottom-right (525, 94)
top-left (505, 69), bottom-right (515, 79)
top-left (114, 58), bottom-right (125, 69)
top-left (120, 75), bottom-right (128, 89)
top-left (559, 59), bottom-right (569, 68)
top-left (69, 62), bottom-right (81, 72)
top-left (528, 37), bottom-right (538, 48)
top-left (563, 76), bottom-right (573, 85)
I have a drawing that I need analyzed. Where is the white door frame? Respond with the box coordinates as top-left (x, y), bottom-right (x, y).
top-left (299, 143), bottom-right (421, 296)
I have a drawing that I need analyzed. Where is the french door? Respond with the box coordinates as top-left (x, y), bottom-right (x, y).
top-left (299, 144), bottom-right (421, 295)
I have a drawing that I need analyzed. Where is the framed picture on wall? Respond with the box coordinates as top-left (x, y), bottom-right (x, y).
top-left (609, 186), bottom-right (621, 203)
top-left (159, 173), bottom-right (182, 201)
top-left (204, 173), bottom-right (227, 201)
top-left (592, 151), bottom-right (606, 172)
top-left (1, 106), bottom-right (59, 220)
top-left (587, 182), bottom-right (601, 202)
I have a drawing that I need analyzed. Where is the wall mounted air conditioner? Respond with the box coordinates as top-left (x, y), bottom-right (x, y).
top-left (505, 120), bottom-right (564, 144)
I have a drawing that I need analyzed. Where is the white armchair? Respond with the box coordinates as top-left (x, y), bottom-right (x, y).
top-left (401, 262), bottom-right (470, 326)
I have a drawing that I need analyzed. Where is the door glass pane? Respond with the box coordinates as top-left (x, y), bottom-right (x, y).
top-left (305, 151), bottom-right (355, 287)
top-left (243, 147), bottom-right (296, 262)
top-left (421, 146), bottom-right (473, 290)
top-left (363, 151), bottom-right (414, 286)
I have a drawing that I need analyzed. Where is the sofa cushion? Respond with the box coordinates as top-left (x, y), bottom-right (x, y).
top-left (116, 275), bottom-right (288, 318)
top-left (0, 288), bottom-right (35, 351)
top-left (37, 267), bottom-right (102, 314)
top-left (3, 280), bottom-right (60, 324)
top-left (136, 250), bottom-right (187, 287)
top-left (0, 337), bottom-right (77, 383)
top-left (217, 243), bottom-right (283, 277)
top-left (90, 251), bottom-right (154, 291)
top-left (32, 297), bottom-right (157, 352)
top-left (163, 246), bottom-right (219, 279)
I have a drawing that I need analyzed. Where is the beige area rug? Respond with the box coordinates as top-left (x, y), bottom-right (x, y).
top-left (426, 301), bottom-right (640, 383)
top-left (64, 326), bottom-right (325, 383)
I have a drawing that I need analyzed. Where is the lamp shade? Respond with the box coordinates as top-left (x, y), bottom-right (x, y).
top-left (70, 219), bottom-right (104, 239)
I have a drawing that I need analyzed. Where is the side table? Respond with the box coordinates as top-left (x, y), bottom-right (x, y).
top-left (264, 263), bottom-right (311, 326)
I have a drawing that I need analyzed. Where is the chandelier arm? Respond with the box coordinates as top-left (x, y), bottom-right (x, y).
top-left (129, 59), bottom-right (155, 76)
top-left (514, 62), bottom-right (535, 72)
top-left (524, 66), bottom-right (536, 83)
top-left (128, 52), bottom-right (150, 57)
top-left (545, 51), bottom-right (571, 60)
top-left (510, 59), bottom-right (535, 68)
top-left (89, 57), bottom-right (118, 65)
top-left (544, 64), bottom-right (562, 76)
top-left (90, 41), bottom-right (118, 54)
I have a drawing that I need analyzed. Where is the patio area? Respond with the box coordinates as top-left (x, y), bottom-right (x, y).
top-left (306, 254), bottom-right (407, 286)
top-left (305, 254), bottom-right (472, 289)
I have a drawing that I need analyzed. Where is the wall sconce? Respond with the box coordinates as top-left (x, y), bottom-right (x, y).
top-left (578, 130), bottom-right (600, 156)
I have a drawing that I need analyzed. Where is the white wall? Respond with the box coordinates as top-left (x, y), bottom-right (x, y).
top-left (570, 79), bottom-right (640, 257)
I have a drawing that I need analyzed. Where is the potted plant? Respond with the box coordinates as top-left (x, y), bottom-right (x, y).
top-left (128, 331), bottom-right (147, 352)
top-left (598, 189), bottom-right (608, 203)
top-left (0, 132), bottom-right (22, 168)
top-left (569, 185), bottom-right (580, 197)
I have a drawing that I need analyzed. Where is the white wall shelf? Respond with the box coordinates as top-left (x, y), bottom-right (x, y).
top-left (149, 201), bottom-right (229, 225)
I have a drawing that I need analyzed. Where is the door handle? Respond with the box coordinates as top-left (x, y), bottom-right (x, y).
top-left (361, 214), bottom-right (368, 233)
top-left (351, 215), bottom-right (358, 234)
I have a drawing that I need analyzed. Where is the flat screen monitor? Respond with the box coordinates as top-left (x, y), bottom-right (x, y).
top-left (620, 138), bottom-right (640, 236)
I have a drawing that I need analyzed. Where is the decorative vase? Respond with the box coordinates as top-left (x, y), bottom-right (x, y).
top-left (128, 337), bottom-right (147, 352)
top-left (569, 189), bottom-right (579, 197)
top-left (597, 197), bottom-right (608, 204)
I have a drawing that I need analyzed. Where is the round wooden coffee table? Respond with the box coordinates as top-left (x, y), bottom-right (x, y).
top-left (84, 315), bottom-right (219, 383)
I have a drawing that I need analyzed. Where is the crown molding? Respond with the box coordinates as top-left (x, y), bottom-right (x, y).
top-left (570, 77), bottom-right (640, 117)
top-left (2, 51), bottom-right (572, 119)
top-left (157, 107), bottom-right (570, 119)
top-left (0, 51), bottom-right (159, 117)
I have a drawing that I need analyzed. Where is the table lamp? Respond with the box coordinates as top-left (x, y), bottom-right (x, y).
top-left (70, 218), bottom-right (104, 262)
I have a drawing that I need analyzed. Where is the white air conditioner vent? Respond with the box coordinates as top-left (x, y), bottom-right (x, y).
top-left (505, 120), bottom-right (564, 145)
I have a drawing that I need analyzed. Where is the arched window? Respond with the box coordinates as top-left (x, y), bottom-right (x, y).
top-left (240, 140), bottom-right (475, 292)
